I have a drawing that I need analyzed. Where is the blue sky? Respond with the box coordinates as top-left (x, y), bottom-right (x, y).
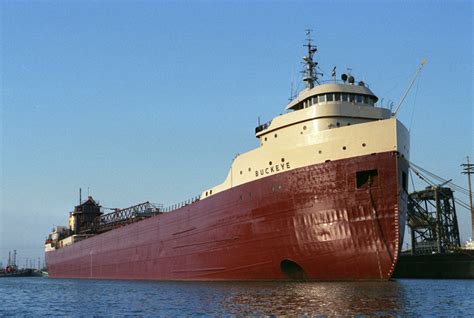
top-left (1, 0), bottom-right (472, 266)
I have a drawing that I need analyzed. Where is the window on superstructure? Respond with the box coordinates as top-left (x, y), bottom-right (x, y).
top-left (363, 96), bottom-right (368, 104)
top-left (318, 95), bottom-right (326, 103)
top-left (342, 93), bottom-right (348, 101)
top-left (356, 95), bottom-right (363, 103)
top-left (335, 93), bottom-right (341, 101)
top-left (313, 97), bottom-right (318, 105)
top-left (326, 93), bottom-right (334, 102)
top-left (349, 94), bottom-right (355, 103)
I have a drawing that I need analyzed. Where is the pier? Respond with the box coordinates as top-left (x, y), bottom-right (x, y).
top-left (393, 160), bottom-right (474, 279)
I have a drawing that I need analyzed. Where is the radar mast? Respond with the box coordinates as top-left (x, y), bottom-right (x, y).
top-left (302, 30), bottom-right (320, 89)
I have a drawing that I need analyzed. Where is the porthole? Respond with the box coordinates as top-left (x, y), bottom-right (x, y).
top-left (347, 123), bottom-right (351, 126)
top-left (342, 146), bottom-right (346, 150)
top-left (281, 158), bottom-right (285, 162)
top-left (362, 143), bottom-right (366, 147)
top-left (264, 137), bottom-right (267, 141)
top-left (274, 134), bottom-right (278, 138)
top-left (210, 190), bottom-right (212, 194)
top-left (303, 126), bottom-right (307, 130)
top-left (206, 191), bottom-right (208, 196)
top-left (336, 122), bottom-right (340, 127)
top-left (248, 167), bottom-right (251, 172)
top-left (269, 161), bottom-right (272, 166)
top-left (240, 170), bottom-right (243, 175)
top-left (318, 150), bottom-right (322, 154)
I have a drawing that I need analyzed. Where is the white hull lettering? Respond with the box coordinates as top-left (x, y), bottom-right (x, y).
top-left (255, 162), bottom-right (291, 177)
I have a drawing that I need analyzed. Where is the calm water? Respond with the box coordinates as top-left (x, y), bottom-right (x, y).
top-left (1, 277), bottom-right (473, 316)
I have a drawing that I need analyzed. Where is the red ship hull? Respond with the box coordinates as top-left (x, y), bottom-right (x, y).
top-left (46, 151), bottom-right (408, 280)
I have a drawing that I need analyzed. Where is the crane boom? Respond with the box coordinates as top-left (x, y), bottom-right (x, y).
top-left (393, 58), bottom-right (426, 115)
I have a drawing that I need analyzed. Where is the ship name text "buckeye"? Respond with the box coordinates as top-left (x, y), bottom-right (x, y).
top-left (255, 162), bottom-right (291, 177)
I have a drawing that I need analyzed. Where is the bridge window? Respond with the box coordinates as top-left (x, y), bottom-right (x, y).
top-left (363, 96), bottom-right (368, 104)
top-left (312, 97), bottom-right (318, 104)
top-left (318, 95), bottom-right (326, 103)
top-left (335, 93), bottom-right (341, 101)
top-left (356, 95), bottom-right (363, 103)
top-left (342, 93), bottom-right (348, 101)
top-left (326, 93), bottom-right (334, 102)
top-left (349, 94), bottom-right (355, 102)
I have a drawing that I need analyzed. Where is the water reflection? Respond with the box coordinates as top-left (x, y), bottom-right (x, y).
top-left (215, 281), bottom-right (406, 316)
top-left (2, 278), bottom-right (473, 316)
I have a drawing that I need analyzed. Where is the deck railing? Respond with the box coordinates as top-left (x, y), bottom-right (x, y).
top-left (91, 195), bottom-right (201, 233)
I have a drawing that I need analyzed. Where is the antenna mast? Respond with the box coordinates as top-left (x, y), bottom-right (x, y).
top-left (302, 29), bottom-right (320, 89)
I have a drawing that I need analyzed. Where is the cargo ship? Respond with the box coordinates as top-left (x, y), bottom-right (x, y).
top-left (45, 34), bottom-right (410, 281)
